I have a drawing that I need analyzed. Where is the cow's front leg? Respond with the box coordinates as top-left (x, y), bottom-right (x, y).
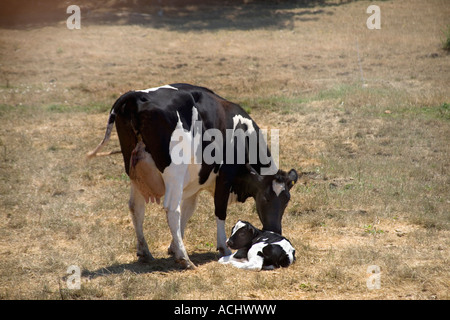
top-left (216, 217), bottom-right (231, 257)
top-left (214, 178), bottom-right (232, 257)
top-left (129, 182), bottom-right (153, 263)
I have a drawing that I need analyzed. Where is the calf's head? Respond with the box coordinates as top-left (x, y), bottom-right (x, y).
top-left (246, 164), bottom-right (298, 235)
top-left (226, 220), bottom-right (257, 249)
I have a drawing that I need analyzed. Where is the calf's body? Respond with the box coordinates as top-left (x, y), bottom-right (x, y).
top-left (219, 220), bottom-right (295, 271)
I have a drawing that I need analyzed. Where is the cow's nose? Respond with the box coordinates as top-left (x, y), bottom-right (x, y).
top-left (226, 240), bottom-right (233, 248)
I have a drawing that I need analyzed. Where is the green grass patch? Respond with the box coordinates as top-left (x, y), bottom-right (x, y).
top-left (238, 85), bottom-right (449, 124)
top-left (46, 102), bottom-right (111, 114)
top-left (0, 102), bottom-right (111, 117)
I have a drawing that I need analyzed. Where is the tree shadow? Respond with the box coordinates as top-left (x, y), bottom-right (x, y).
top-left (0, 0), bottom-right (357, 31)
top-left (84, 2), bottom-right (329, 31)
top-left (81, 252), bottom-right (217, 279)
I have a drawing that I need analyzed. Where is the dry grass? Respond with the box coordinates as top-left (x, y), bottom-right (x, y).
top-left (0, 0), bottom-right (449, 300)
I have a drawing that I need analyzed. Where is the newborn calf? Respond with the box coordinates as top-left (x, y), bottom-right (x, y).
top-left (218, 220), bottom-right (295, 271)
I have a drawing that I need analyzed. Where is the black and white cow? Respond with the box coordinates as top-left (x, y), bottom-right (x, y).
top-left (219, 220), bottom-right (295, 271)
top-left (87, 83), bottom-right (298, 269)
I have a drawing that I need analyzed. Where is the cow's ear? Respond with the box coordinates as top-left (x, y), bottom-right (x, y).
top-left (287, 169), bottom-right (298, 189)
top-left (245, 163), bottom-right (263, 183)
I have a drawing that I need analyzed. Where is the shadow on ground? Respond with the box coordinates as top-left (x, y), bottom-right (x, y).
top-left (0, 0), bottom-right (355, 30)
top-left (81, 252), bottom-right (217, 279)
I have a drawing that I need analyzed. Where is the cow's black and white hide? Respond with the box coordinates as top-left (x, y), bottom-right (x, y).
top-left (87, 84), bottom-right (298, 269)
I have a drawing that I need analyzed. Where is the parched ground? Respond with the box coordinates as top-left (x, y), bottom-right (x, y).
top-left (0, 0), bottom-right (449, 299)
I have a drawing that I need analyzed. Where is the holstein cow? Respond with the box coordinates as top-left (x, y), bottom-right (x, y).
top-left (87, 83), bottom-right (298, 269)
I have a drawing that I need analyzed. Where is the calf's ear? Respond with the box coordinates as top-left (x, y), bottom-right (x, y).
top-left (246, 223), bottom-right (256, 235)
top-left (287, 169), bottom-right (298, 189)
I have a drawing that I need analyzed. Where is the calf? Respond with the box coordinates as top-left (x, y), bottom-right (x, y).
top-left (219, 220), bottom-right (295, 271)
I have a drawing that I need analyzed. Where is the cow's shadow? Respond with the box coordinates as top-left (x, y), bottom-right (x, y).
top-left (81, 252), bottom-right (217, 279)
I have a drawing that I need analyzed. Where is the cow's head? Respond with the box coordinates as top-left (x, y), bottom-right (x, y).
top-left (246, 164), bottom-right (298, 234)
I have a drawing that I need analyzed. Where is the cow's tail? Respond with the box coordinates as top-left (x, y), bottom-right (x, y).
top-left (86, 108), bottom-right (119, 159)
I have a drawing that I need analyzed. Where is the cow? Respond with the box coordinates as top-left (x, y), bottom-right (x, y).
top-left (87, 83), bottom-right (298, 269)
top-left (218, 220), bottom-right (295, 271)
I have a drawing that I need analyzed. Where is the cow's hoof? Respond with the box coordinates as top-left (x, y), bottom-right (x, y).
top-left (176, 258), bottom-right (197, 270)
top-left (137, 253), bottom-right (154, 263)
top-left (217, 247), bottom-right (232, 258)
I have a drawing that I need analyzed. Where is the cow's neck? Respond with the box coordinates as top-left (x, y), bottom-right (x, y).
top-left (230, 172), bottom-right (259, 203)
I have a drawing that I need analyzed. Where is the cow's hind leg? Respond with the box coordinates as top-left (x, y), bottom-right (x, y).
top-left (163, 165), bottom-right (196, 270)
top-left (166, 207), bottom-right (195, 269)
top-left (168, 193), bottom-right (198, 256)
top-left (129, 181), bottom-right (153, 263)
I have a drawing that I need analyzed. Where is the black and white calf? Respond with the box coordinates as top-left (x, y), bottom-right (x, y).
top-left (87, 83), bottom-right (298, 269)
top-left (219, 220), bottom-right (295, 271)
